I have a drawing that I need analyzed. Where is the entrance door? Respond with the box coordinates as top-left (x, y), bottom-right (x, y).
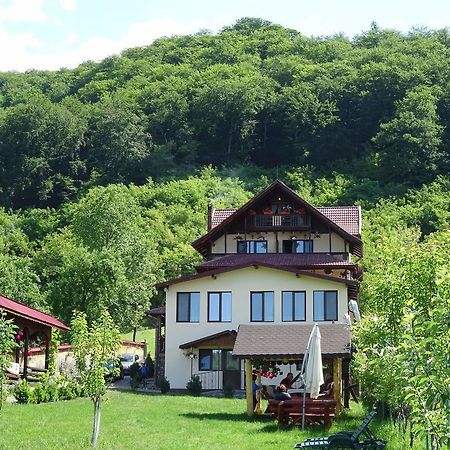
top-left (222, 350), bottom-right (241, 389)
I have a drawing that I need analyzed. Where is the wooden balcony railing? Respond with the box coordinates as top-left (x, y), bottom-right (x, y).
top-left (247, 214), bottom-right (310, 230)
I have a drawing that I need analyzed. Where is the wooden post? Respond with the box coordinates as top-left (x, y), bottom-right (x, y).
top-left (333, 357), bottom-right (343, 416)
top-left (44, 329), bottom-right (51, 370)
top-left (23, 327), bottom-right (29, 380)
top-left (245, 359), bottom-right (254, 416)
top-left (155, 317), bottom-right (161, 385)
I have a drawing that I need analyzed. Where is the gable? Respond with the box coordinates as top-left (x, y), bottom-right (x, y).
top-left (194, 180), bottom-right (362, 257)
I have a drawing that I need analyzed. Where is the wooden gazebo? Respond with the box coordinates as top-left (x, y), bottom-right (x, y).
top-left (0, 294), bottom-right (69, 379)
top-left (232, 323), bottom-right (352, 416)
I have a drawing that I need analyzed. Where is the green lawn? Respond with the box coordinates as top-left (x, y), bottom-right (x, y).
top-left (0, 391), bottom-right (424, 449)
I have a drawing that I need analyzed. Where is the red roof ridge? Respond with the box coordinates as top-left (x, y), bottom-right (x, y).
top-left (0, 293), bottom-right (69, 331)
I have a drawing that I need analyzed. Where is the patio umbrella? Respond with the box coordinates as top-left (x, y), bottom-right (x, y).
top-left (301, 324), bottom-right (324, 429)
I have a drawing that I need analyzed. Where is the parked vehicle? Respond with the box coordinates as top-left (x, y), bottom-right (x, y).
top-left (105, 358), bottom-right (124, 381)
top-left (119, 354), bottom-right (139, 376)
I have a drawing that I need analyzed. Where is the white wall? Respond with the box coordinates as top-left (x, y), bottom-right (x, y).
top-left (164, 266), bottom-right (349, 389)
top-left (212, 232), bottom-right (347, 254)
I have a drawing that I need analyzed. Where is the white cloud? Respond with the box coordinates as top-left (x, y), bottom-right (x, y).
top-left (0, 15), bottom-right (230, 71)
top-left (0, 0), bottom-right (47, 23)
top-left (59, 0), bottom-right (76, 12)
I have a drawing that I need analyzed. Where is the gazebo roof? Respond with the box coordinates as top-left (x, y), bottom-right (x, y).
top-left (0, 294), bottom-right (69, 331)
top-left (232, 324), bottom-right (351, 359)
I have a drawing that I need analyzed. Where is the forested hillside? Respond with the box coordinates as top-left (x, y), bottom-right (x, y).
top-left (0, 18), bottom-right (449, 444)
top-left (0, 18), bottom-right (449, 208)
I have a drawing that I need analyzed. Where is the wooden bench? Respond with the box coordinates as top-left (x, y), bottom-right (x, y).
top-left (267, 398), bottom-right (337, 429)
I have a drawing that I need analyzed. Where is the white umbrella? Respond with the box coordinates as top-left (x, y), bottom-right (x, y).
top-left (301, 324), bottom-right (324, 429)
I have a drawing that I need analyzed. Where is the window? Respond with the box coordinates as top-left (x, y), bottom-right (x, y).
top-left (313, 291), bottom-right (338, 321)
top-left (176, 292), bottom-right (200, 322)
top-left (199, 349), bottom-right (221, 370)
top-left (251, 291), bottom-right (274, 322)
top-left (208, 292), bottom-right (232, 322)
top-left (282, 239), bottom-right (313, 253)
top-left (282, 291), bottom-right (306, 321)
top-left (199, 349), bottom-right (239, 371)
top-left (237, 240), bottom-right (267, 254)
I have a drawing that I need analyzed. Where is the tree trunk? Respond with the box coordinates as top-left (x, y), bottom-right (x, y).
top-left (132, 326), bottom-right (137, 342)
top-left (91, 397), bottom-right (102, 447)
top-left (0, 378), bottom-right (3, 411)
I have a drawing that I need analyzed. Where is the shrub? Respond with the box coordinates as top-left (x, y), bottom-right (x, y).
top-left (33, 383), bottom-right (47, 404)
top-left (158, 376), bottom-right (170, 394)
top-left (59, 380), bottom-right (81, 401)
top-left (128, 362), bottom-right (140, 379)
top-left (14, 380), bottom-right (34, 404)
top-left (43, 380), bottom-right (59, 402)
top-left (186, 375), bottom-right (202, 396)
top-left (222, 381), bottom-right (235, 398)
top-left (130, 374), bottom-right (141, 390)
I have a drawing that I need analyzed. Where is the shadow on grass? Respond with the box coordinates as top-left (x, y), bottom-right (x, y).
top-left (181, 411), bottom-right (275, 425)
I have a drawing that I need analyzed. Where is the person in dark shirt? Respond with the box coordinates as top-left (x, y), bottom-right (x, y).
top-left (252, 374), bottom-right (261, 410)
top-left (280, 372), bottom-right (301, 390)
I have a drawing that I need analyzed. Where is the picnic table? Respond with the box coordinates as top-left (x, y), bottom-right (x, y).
top-left (266, 397), bottom-right (337, 428)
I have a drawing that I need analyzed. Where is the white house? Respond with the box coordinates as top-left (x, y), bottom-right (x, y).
top-left (152, 180), bottom-right (362, 402)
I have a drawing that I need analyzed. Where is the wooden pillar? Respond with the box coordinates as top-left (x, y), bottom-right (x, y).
top-left (333, 357), bottom-right (343, 416)
top-left (155, 317), bottom-right (161, 385)
top-left (44, 329), bottom-right (51, 370)
top-left (23, 327), bottom-right (29, 380)
top-left (245, 359), bottom-right (254, 417)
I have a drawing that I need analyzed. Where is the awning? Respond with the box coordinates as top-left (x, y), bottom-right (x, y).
top-left (179, 330), bottom-right (237, 349)
top-left (0, 294), bottom-right (69, 331)
top-left (232, 324), bottom-right (351, 360)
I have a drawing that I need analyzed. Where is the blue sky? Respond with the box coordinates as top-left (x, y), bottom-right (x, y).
top-left (0, 0), bottom-right (449, 71)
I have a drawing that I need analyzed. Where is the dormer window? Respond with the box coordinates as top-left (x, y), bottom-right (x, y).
top-left (282, 239), bottom-right (313, 254)
top-left (237, 240), bottom-right (267, 254)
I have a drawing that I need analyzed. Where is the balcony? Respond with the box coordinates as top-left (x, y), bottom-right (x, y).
top-left (246, 214), bottom-right (310, 230)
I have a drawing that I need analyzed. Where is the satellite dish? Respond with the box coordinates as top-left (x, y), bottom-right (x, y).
top-left (348, 300), bottom-right (361, 323)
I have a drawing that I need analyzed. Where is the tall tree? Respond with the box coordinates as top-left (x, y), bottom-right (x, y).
top-left (373, 86), bottom-right (445, 183)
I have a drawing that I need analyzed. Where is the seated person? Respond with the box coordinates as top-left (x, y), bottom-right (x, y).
top-left (252, 374), bottom-right (262, 410)
top-left (274, 384), bottom-right (292, 401)
top-left (280, 372), bottom-right (301, 390)
top-left (319, 375), bottom-right (334, 398)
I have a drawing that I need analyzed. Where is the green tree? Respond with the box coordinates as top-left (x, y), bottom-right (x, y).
top-left (71, 309), bottom-right (121, 446)
top-left (0, 309), bottom-right (17, 411)
top-left (373, 86), bottom-right (445, 183)
top-left (36, 184), bottom-right (157, 328)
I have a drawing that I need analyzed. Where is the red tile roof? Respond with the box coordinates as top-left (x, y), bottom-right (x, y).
top-left (196, 181), bottom-right (362, 258)
top-left (210, 206), bottom-right (361, 236)
top-left (232, 323), bottom-right (351, 359)
top-left (211, 209), bottom-right (236, 229)
top-left (197, 253), bottom-right (355, 271)
top-left (0, 294), bottom-right (69, 331)
top-left (316, 206), bottom-right (361, 236)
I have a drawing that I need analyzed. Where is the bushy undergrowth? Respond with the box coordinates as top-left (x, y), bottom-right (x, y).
top-left (13, 376), bottom-right (84, 404)
top-left (186, 375), bottom-right (202, 396)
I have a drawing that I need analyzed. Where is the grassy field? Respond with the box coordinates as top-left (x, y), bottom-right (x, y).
top-left (121, 325), bottom-right (155, 355)
top-left (0, 391), bottom-right (424, 450)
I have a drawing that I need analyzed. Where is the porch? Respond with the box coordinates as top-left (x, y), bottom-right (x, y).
top-left (1, 294), bottom-right (69, 382)
top-left (232, 323), bottom-right (352, 417)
